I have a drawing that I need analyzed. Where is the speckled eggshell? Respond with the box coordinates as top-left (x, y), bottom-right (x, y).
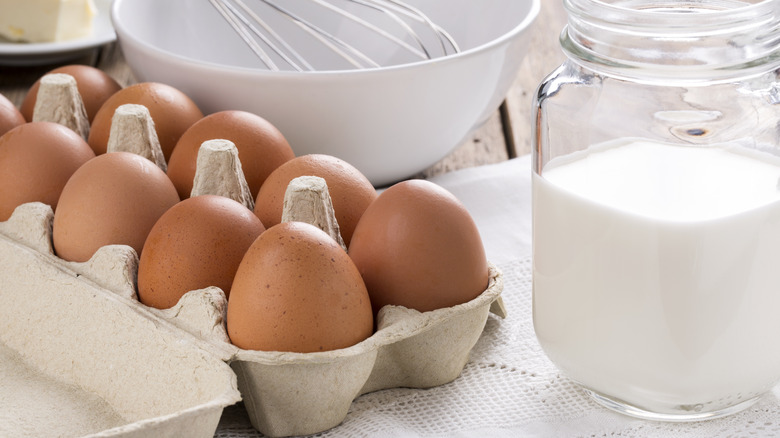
top-left (88, 82), bottom-right (203, 160)
top-left (0, 122), bottom-right (95, 221)
top-left (137, 194), bottom-right (266, 309)
top-left (167, 110), bottom-right (295, 200)
top-left (52, 151), bottom-right (180, 263)
top-left (227, 221), bottom-right (373, 353)
top-left (348, 179), bottom-right (489, 315)
top-left (253, 154), bottom-right (378, 247)
top-left (20, 65), bottom-right (122, 123)
top-left (0, 93), bottom-right (25, 136)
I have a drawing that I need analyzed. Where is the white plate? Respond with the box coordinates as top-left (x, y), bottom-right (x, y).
top-left (0, 0), bottom-right (116, 66)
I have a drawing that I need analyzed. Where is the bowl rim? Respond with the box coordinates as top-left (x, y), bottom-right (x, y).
top-left (111, 0), bottom-right (541, 78)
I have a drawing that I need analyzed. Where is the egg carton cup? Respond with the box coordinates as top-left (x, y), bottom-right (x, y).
top-left (0, 200), bottom-right (504, 437)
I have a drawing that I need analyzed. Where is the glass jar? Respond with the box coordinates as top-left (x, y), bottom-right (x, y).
top-left (532, 0), bottom-right (780, 421)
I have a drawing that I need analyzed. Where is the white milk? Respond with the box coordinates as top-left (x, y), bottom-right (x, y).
top-left (533, 138), bottom-right (780, 417)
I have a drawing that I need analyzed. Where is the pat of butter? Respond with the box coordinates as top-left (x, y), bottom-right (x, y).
top-left (0, 0), bottom-right (96, 43)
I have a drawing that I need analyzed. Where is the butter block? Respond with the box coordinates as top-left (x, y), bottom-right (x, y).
top-left (0, 0), bottom-right (96, 43)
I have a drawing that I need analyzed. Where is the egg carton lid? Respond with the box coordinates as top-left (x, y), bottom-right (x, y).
top-left (0, 202), bottom-right (241, 438)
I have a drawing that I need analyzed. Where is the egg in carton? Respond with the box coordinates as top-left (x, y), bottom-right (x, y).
top-left (0, 76), bottom-right (505, 437)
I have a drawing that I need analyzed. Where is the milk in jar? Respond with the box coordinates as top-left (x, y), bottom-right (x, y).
top-left (533, 138), bottom-right (780, 417)
top-left (533, 0), bottom-right (780, 421)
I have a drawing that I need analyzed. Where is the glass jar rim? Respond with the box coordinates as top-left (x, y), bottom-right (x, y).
top-left (561, 0), bottom-right (780, 82)
top-left (564, 0), bottom-right (780, 35)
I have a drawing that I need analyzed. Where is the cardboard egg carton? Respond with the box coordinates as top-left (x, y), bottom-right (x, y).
top-left (2, 94), bottom-right (505, 436)
top-left (0, 198), bottom-right (504, 437)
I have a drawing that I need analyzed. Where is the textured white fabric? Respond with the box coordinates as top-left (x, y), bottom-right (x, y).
top-left (215, 156), bottom-right (780, 437)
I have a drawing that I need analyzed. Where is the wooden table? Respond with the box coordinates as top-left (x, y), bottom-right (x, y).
top-left (0, 1), bottom-right (567, 179)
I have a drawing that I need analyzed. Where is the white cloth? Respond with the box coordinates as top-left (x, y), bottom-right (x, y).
top-left (216, 156), bottom-right (780, 437)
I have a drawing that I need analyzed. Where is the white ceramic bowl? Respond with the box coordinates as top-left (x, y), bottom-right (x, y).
top-left (111, 0), bottom-right (540, 186)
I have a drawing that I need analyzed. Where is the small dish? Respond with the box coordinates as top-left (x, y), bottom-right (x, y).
top-left (0, 0), bottom-right (116, 67)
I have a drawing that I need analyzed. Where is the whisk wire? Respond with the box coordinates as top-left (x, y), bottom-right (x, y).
top-left (232, 0), bottom-right (314, 71)
top-left (209, 0), bottom-right (282, 70)
top-left (210, 0), bottom-right (459, 71)
top-left (314, 0), bottom-right (431, 60)
top-left (263, 0), bottom-right (381, 69)
top-left (373, 0), bottom-right (460, 56)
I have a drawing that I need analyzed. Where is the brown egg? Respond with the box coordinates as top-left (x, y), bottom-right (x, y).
top-left (0, 122), bottom-right (95, 221)
top-left (167, 110), bottom-right (295, 200)
top-left (227, 221), bottom-right (373, 353)
top-left (254, 154), bottom-right (377, 247)
top-left (20, 65), bottom-right (122, 123)
top-left (348, 179), bottom-right (489, 315)
top-left (88, 82), bottom-right (203, 160)
top-left (52, 151), bottom-right (180, 262)
top-left (137, 195), bottom-right (265, 309)
top-left (0, 93), bottom-right (25, 136)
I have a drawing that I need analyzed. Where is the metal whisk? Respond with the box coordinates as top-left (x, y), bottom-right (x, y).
top-left (209, 0), bottom-right (460, 71)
